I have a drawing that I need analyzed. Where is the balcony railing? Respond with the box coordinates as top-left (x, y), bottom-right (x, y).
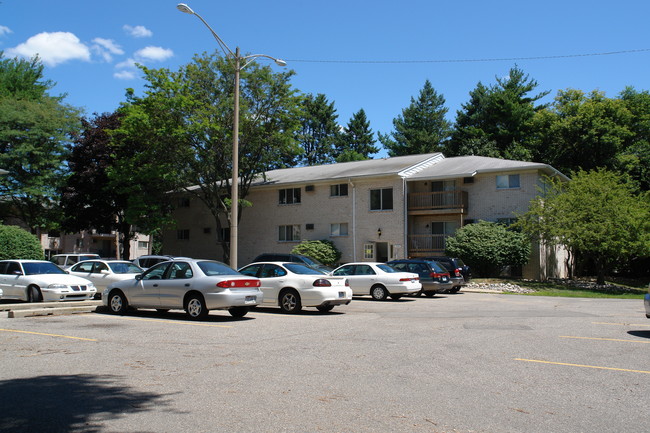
top-left (408, 190), bottom-right (468, 212)
top-left (407, 234), bottom-right (449, 256)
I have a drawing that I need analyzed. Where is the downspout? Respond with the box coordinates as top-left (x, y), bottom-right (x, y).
top-left (403, 177), bottom-right (408, 259)
top-left (349, 178), bottom-right (356, 261)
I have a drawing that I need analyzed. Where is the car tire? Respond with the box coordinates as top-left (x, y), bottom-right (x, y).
top-left (279, 289), bottom-right (302, 313)
top-left (370, 285), bottom-right (388, 301)
top-left (108, 290), bottom-right (128, 315)
top-left (27, 285), bottom-right (43, 303)
top-left (450, 287), bottom-right (461, 293)
top-left (390, 294), bottom-right (402, 300)
top-left (185, 294), bottom-right (209, 320)
top-left (424, 291), bottom-right (436, 297)
top-left (229, 307), bottom-right (249, 318)
top-left (316, 305), bottom-right (334, 313)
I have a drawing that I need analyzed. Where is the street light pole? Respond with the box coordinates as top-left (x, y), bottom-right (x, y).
top-left (176, 3), bottom-right (286, 269)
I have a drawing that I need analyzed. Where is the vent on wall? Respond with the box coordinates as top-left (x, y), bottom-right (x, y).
top-left (305, 185), bottom-right (315, 192)
top-left (306, 224), bottom-right (314, 230)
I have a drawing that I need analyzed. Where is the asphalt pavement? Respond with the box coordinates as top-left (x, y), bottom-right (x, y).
top-left (1, 292), bottom-right (648, 433)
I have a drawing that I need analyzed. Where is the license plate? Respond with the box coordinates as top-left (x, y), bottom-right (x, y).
top-left (245, 296), bottom-right (256, 304)
top-left (411, 279), bottom-right (416, 283)
top-left (442, 277), bottom-right (449, 282)
top-left (338, 291), bottom-right (345, 298)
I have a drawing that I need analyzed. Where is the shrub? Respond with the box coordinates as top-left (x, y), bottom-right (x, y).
top-left (0, 225), bottom-right (44, 260)
top-left (292, 239), bottom-right (341, 266)
top-left (445, 221), bottom-right (530, 277)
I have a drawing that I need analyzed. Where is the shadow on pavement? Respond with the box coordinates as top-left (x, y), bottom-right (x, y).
top-left (628, 330), bottom-right (650, 339)
top-left (0, 374), bottom-right (175, 433)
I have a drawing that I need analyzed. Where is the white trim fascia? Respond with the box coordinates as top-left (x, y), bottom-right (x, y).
top-left (397, 153), bottom-right (445, 178)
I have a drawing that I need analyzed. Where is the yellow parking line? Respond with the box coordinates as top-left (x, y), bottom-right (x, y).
top-left (593, 322), bottom-right (650, 327)
top-left (113, 316), bottom-right (232, 328)
top-left (515, 358), bottom-right (650, 374)
top-left (560, 335), bottom-right (650, 344)
top-left (0, 328), bottom-right (97, 341)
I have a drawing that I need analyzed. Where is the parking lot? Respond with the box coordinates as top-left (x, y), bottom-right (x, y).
top-left (1, 292), bottom-right (648, 433)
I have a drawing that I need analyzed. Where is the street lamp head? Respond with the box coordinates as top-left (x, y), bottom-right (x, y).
top-left (274, 59), bottom-right (287, 67)
top-left (176, 3), bottom-right (195, 14)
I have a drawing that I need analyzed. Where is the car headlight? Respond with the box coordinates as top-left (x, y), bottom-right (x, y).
top-left (48, 284), bottom-right (69, 289)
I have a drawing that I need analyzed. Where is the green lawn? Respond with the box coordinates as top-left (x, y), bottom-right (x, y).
top-left (473, 277), bottom-right (649, 299)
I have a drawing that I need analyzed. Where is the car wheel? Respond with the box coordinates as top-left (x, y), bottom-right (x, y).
top-left (316, 305), bottom-right (334, 313)
top-left (229, 307), bottom-right (249, 318)
top-left (108, 290), bottom-right (128, 315)
top-left (27, 285), bottom-right (43, 303)
top-left (424, 291), bottom-right (436, 297)
top-left (185, 294), bottom-right (209, 320)
top-left (450, 287), bottom-right (461, 293)
top-left (279, 289), bottom-right (302, 313)
top-left (370, 285), bottom-right (388, 301)
top-left (390, 294), bottom-right (402, 300)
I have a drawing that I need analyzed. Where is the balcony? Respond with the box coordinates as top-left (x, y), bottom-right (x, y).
top-left (408, 190), bottom-right (468, 215)
top-left (407, 234), bottom-right (449, 257)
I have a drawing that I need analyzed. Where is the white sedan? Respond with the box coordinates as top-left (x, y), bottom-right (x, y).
top-left (331, 262), bottom-right (421, 300)
top-left (0, 260), bottom-right (97, 302)
top-left (68, 260), bottom-right (144, 298)
top-left (104, 258), bottom-right (263, 320)
top-left (238, 262), bottom-right (352, 313)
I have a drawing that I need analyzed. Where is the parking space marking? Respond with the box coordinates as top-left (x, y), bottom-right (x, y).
top-left (0, 328), bottom-right (97, 341)
top-left (514, 358), bottom-right (650, 374)
top-left (593, 322), bottom-right (650, 327)
top-left (107, 316), bottom-right (232, 328)
top-left (560, 335), bottom-right (650, 344)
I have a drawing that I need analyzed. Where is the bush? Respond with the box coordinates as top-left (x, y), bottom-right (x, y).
top-left (445, 221), bottom-right (530, 277)
top-left (0, 225), bottom-right (44, 260)
top-left (292, 240), bottom-right (341, 266)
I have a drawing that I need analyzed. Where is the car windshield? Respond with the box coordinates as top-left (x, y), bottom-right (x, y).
top-left (284, 263), bottom-right (325, 275)
top-left (300, 256), bottom-right (325, 267)
top-left (109, 262), bottom-right (143, 274)
top-left (197, 261), bottom-right (239, 276)
top-left (376, 264), bottom-right (399, 273)
top-left (23, 262), bottom-right (67, 275)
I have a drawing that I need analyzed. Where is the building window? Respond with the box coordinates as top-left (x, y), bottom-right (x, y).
top-left (220, 228), bottom-right (230, 242)
top-left (177, 229), bottom-right (190, 240)
top-left (279, 225), bottom-right (301, 242)
top-left (496, 174), bottom-right (520, 189)
top-left (203, 227), bottom-right (212, 234)
top-left (279, 188), bottom-right (301, 205)
top-left (330, 183), bottom-right (348, 197)
top-left (363, 243), bottom-right (374, 259)
top-left (330, 223), bottom-right (348, 236)
top-left (178, 197), bottom-right (190, 207)
top-left (370, 188), bottom-right (393, 211)
top-left (138, 241), bottom-right (148, 249)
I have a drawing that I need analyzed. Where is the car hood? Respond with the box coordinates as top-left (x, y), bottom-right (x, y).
top-left (23, 274), bottom-right (94, 286)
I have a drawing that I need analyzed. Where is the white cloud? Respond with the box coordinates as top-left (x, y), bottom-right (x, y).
top-left (123, 25), bottom-right (153, 38)
top-left (115, 57), bottom-right (137, 70)
top-left (114, 69), bottom-right (137, 80)
top-left (0, 25), bottom-right (12, 36)
top-left (6, 32), bottom-right (90, 66)
top-left (91, 38), bottom-right (124, 62)
top-left (134, 46), bottom-right (174, 62)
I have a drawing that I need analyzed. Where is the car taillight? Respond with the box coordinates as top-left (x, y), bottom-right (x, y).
top-left (216, 279), bottom-right (260, 288)
top-left (313, 279), bottom-right (332, 287)
top-left (400, 277), bottom-right (418, 282)
top-left (455, 268), bottom-right (462, 277)
top-left (430, 272), bottom-right (444, 278)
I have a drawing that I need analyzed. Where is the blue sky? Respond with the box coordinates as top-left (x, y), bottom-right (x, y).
top-left (2, 0), bottom-right (649, 158)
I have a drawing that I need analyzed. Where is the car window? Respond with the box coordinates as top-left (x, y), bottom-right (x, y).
top-left (284, 263), bottom-right (324, 275)
top-left (239, 264), bottom-right (262, 277)
top-left (427, 261), bottom-right (448, 273)
top-left (197, 261), bottom-right (238, 276)
top-left (23, 262), bottom-right (66, 275)
top-left (168, 262), bottom-right (193, 279)
top-left (356, 265), bottom-right (376, 275)
top-left (0, 262), bottom-right (8, 274)
top-left (332, 265), bottom-right (353, 276)
top-left (95, 262), bottom-right (109, 273)
top-left (109, 262), bottom-right (142, 274)
top-left (142, 262), bottom-right (170, 280)
top-left (52, 256), bottom-right (66, 266)
top-left (5, 261), bottom-right (22, 275)
top-left (72, 261), bottom-right (95, 272)
top-left (389, 263), bottom-right (407, 272)
top-left (376, 264), bottom-right (397, 273)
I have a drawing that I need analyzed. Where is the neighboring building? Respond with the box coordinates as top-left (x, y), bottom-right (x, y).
top-left (39, 229), bottom-right (151, 260)
top-left (163, 153), bottom-right (571, 280)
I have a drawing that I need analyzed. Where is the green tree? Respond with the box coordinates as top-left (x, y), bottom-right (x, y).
top-left (336, 108), bottom-right (378, 162)
top-left (114, 51), bottom-right (302, 264)
top-left (617, 87), bottom-right (650, 190)
top-left (379, 80), bottom-right (451, 156)
top-left (0, 224), bottom-right (43, 260)
top-left (292, 239), bottom-right (341, 266)
top-left (445, 221), bottom-right (531, 277)
top-left (531, 89), bottom-right (633, 175)
top-left (517, 169), bottom-right (650, 284)
top-left (447, 66), bottom-right (548, 160)
top-left (296, 93), bottom-right (340, 165)
top-left (0, 53), bottom-right (80, 230)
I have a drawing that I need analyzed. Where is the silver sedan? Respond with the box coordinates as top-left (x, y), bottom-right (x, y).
top-left (104, 259), bottom-right (263, 319)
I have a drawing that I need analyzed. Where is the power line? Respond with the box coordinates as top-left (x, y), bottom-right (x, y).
top-left (286, 48), bottom-right (650, 64)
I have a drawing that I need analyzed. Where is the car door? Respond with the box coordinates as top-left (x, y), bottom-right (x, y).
top-left (157, 261), bottom-right (193, 309)
top-left (69, 261), bottom-right (97, 286)
top-left (258, 264), bottom-right (288, 306)
top-left (128, 262), bottom-right (170, 307)
top-left (0, 261), bottom-right (26, 299)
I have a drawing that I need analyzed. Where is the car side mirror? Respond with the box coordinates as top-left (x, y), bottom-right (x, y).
top-left (135, 274), bottom-right (143, 281)
top-left (12, 270), bottom-right (23, 276)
